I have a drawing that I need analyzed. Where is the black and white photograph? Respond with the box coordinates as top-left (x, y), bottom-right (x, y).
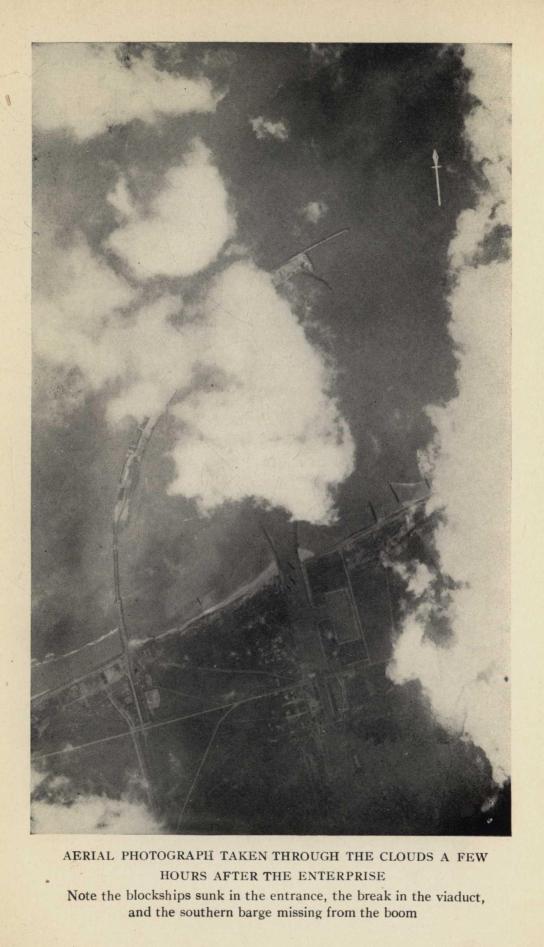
top-left (30, 41), bottom-right (511, 836)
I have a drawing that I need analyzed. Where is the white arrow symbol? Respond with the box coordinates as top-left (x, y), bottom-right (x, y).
top-left (432, 149), bottom-right (442, 207)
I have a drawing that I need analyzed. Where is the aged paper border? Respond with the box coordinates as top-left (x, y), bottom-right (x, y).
top-left (1, 1), bottom-right (542, 943)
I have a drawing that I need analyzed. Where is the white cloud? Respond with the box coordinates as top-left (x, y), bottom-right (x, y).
top-left (449, 48), bottom-right (511, 270)
top-left (387, 45), bottom-right (511, 785)
top-left (105, 140), bottom-right (236, 279)
top-left (105, 294), bottom-right (202, 423)
top-left (250, 116), bottom-right (289, 141)
top-left (108, 177), bottom-right (134, 221)
top-left (31, 766), bottom-right (47, 792)
top-left (34, 242), bottom-right (201, 415)
top-left (389, 559), bottom-right (433, 598)
top-left (33, 231), bottom-right (137, 388)
top-left (167, 261), bottom-right (355, 524)
top-left (223, 240), bottom-right (251, 259)
top-left (35, 232), bottom-right (354, 525)
top-left (33, 44), bottom-right (220, 140)
top-left (301, 200), bottom-right (329, 224)
top-left (31, 765), bottom-right (163, 833)
top-left (31, 791), bottom-right (162, 834)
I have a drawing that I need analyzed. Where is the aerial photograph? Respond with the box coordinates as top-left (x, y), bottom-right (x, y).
top-left (31, 42), bottom-right (511, 834)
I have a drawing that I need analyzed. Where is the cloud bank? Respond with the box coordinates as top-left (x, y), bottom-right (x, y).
top-left (31, 767), bottom-right (162, 833)
top-left (33, 44), bottom-right (220, 140)
top-left (35, 241), bottom-right (354, 525)
top-left (33, 50), bottom-right (354, 527)
top-left (168, 261), bottom-right (355, 523)
top-left (387, 45), bottom-right (511, 785)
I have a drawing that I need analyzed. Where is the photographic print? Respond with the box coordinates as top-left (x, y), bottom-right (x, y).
top-left (31, 42), bottom-right (511, 835)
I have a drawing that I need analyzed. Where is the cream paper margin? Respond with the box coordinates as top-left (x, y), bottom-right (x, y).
top-left (1, 1), bottom-right (542, 944)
